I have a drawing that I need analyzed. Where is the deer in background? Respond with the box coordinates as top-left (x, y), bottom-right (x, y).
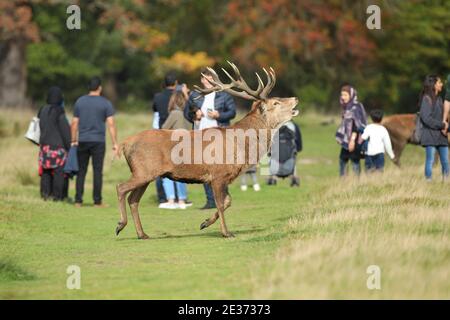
top-left (382, 113), bottom-right (450, 166)
top-left (116, 62), bottom-right (299, 239)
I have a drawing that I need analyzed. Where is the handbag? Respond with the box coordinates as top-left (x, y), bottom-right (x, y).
top-left (24, 116), bottom-right (40, 145)
top-left (412, 112), bottom-right (422, 144)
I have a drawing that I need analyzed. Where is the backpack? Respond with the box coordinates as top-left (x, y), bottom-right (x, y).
top-left (277, 125), bottom-right (296, 163)
top-left (269, 125), bottom-right (297, 177)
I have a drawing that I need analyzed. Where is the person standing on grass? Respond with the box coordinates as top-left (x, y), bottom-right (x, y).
top-left (361, 109), bottom-right (395, 173)
top-left (152, 72), bottom-right (179, 204)
top-left (184, 67), bottom-right (236, 210)
top-left (159, 91), bottom-right (192, 210)
top-left (38, 87), bottom-right (71, 201)
top-left (70, 77), bottom-right (119, 207)
top-left (418, 75), bottom-right (449, 181)
top-left (335, 85), bottom-right (368, 177)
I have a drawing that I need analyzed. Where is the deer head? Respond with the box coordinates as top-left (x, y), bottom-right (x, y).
top-left (194, 61), bottom-right (299, 130)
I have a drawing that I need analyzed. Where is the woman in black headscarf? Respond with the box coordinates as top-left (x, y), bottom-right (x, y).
top-left (37, 87), bottom-right (71, 201)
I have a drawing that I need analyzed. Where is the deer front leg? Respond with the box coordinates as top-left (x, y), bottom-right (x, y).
top-left (391, 138), bottom-right (406, 167)
top-left (200, 190), bottom-right (232, 231)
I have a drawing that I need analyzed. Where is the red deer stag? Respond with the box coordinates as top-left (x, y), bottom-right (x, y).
top-left (115, 62), bottom-right (299, 239)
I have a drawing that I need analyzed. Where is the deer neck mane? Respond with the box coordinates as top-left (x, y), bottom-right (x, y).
top-left (231, 107), bottom-right (267, 131)
top-left (229, 102), bottom-right (275, 166)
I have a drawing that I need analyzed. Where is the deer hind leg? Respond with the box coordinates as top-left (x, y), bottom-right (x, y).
top-left (200, 189), bottom-right (232, 231)
top-left (116, 177), bottom-right (151, 237)
top-left (212, 183), bottom-right (234, 238)
top-left (128, 183), bottom-right (150, 239)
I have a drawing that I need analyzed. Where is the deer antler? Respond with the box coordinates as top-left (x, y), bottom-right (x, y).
top-left (194, 61), bottom-right (276, 101)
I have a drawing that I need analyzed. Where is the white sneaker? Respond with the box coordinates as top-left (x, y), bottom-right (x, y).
top-left (178, 202), bottom-right (187, 209)
top-left (158, 202), bottom-right (179, 209)
top-left (253, 184), bottom-right (261, 191)
top-left (241, 185), bottom-right (248, 191)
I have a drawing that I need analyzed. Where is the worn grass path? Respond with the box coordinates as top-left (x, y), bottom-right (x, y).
top-left (0, 110), bottom-right (448, 299)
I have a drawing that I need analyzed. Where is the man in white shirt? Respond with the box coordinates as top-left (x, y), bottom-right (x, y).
top-left (199, 91), bottom-right (218, 130)
top-left (361, 109), bottom-right (395, 172)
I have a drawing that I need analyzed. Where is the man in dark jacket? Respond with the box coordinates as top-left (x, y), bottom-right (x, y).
top-left (183, 87), bottom-right (236, 127)
top-left (38, 87), bottom-right (71, 201)
top-left (184, 68), bottom-right (237, 209)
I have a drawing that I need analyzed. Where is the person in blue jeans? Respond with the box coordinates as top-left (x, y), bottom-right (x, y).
top-left (158, 91), bottom-right (192, 210)
top-left (418, 75), bottom-right (449, 181)
top-left (160, 179), bottom-right (188, 210)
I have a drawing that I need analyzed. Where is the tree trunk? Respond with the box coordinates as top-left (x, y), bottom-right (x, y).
top-left (102, 74), bottom-right (119, 106)
top-left (0, 39), bottom-right (28, 108)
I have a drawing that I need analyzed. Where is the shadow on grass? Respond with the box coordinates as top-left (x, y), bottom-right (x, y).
top-left (115, 227), bottom-right (267, 241)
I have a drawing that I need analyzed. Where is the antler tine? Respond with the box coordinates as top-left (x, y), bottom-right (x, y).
top-left (194, 62), bottom-right (276, 101)
top-left (227, 61), bottom-right (265, 99)
top-left (193, 83), bottom-right (215, 94)
top-left (221, 67), bottom-right (237, 84)
top-left (260, 68), bottom-right (271, 99)
top-left (205, 68), bottom-right (224, 88)
top-left (227, 61), bottom-right (241, 78)
top-left (255, 72), bottom-right (264, 95)
top-left (193, 71), bottom-right (223, 99)
top-left (269, 67), bottom-right (276, 91)
top-left (260, 67), bottom-right (276, 99)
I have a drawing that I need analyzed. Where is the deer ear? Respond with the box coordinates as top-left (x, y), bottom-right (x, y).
top-left (251, 100), bottom-right (266, 112)
top-left (259, 101), bottom-right (267, 112)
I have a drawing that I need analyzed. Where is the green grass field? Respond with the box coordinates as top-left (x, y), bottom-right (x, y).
top-left (0, 109), bottom-right (448, 299)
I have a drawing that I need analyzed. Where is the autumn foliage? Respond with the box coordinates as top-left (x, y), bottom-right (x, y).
top-left (0, 0), bottom-right (448, 111)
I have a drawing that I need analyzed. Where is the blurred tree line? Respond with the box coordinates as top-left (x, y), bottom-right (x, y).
top-left (0, 0), bottom-right (449, 113)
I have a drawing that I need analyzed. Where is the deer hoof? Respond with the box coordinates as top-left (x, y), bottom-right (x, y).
top-left (138, 233), bottom-right (150, 240)
top-left (222, 232), bottom-right (235, 238)
top-left (200, 220), bottom-right (209, 230)
top-left (115, 222), bottom-right (126, 236)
